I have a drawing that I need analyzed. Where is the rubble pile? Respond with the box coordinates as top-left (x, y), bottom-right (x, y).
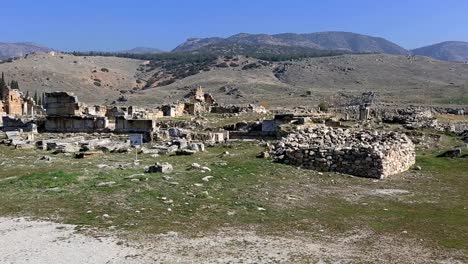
top-left (270, 126), bottom-right (415, 179)
top-left (382, 108), bottom-right (437, 129)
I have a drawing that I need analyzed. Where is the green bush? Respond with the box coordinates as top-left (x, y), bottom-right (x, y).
top-left (318, 102), bottom-right (329, 112)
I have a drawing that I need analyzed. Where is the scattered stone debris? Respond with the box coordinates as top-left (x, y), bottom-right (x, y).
top-left (146, 162), bottom-right (173, 174)
top-left (75, 151), bottom-right (104, 159)
top-left (437, 148), bottom-right (462, 158)
top-left (95, 181), bottom-right (116, 187)
top-left (39, 155), bottom-right (53, 162)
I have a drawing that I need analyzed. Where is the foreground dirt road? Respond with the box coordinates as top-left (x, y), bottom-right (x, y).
top-left (0, 217), bottom-right (464, 263)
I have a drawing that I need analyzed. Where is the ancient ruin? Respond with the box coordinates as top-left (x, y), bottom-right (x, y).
top-left (270, 126), bottom-right (416, 179)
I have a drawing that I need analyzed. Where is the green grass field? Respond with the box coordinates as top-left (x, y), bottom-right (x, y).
top-left (0, 132), bottom-right (467, 257)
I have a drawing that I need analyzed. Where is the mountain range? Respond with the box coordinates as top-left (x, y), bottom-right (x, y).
top-left (1, 32), bottom-right (468, 62)
top-left (411, 41), bottom-right (468, 62)
top-left (173, 32), bottom-right (409, 55)
top-left (0, 42), bottom-right (52, 60)
top-left (118, 47), bottom-right (164, 54)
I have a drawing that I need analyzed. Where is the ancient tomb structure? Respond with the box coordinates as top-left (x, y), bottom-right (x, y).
top-left (270, 126), bottom-right (415, 179)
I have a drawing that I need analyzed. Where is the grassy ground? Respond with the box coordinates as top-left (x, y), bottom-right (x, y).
top-left (203, 112), bottom-right (273, 128)
top-left (0, 133), bottom-right (466, 258)
top-left (436, 113), bottom-right (468, 123)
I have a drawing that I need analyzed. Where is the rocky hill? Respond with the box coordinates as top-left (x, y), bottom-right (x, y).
top-left (0, 42), bottom-right (52, 60)
top-left (411, 41), bottom-right (468, 62)
top-left (173, 32), bottom-right (408, 55)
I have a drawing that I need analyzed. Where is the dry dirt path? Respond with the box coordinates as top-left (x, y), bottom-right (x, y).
top-left (0, 217), bottom-right (463, 263)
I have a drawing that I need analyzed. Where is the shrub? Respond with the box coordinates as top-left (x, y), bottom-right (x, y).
top-left (318, 102), bottom-right (329, 112)
top-left (242, 63), bottom-right (261, 70)
top-left (216, 62), bottom-right (229, 68)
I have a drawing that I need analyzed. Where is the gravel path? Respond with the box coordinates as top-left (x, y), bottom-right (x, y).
top-left (0, 217), bottom-right (144, 264)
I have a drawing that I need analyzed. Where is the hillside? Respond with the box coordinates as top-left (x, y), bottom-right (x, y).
top-left (411, 41), bottom-right (468, 62)
top-left (173, 32), bottom-right (408, 55)
top-left (130, 54), bottom-right (468, 107)
top-left (0, 53), bottom-right (467, 107)
top-left (0, 53), bottom-right (146, 104)
top-left (0, 42), bottom-right (52, 60)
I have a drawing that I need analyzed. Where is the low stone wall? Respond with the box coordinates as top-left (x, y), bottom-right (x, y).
top-left (271, 127), bottom-right (415, 179)
top-left (45, 116), bottom-right (108, 133)
top-left (2, 116), bottom-right (37, 132)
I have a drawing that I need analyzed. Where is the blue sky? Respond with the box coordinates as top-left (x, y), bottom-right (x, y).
top-left (3, 0), bottom-right (467, 51)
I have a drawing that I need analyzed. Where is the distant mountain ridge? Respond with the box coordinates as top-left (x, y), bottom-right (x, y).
top-left (173, 31), bottom-right (409, 55)
top-left (411, 41), bottom-right (468, 62)
top-left (118, 47), bottom-right (164, 54)
top-left (0, 42), bottom-right (52, 60)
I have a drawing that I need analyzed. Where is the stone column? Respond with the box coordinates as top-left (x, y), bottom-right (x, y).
top-left (359, 106), bottom-right (369, 121)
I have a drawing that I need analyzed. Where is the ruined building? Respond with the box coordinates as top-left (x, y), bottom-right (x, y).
top-left (270, 126), bottom-right (415, 179)
top-left (4, 88), bottom-right (23, 116)
top-left (44, 92), bottom-right (108, 133)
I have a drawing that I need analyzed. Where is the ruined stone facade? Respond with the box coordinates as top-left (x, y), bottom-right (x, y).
top-left (115, 117), bottom-right (156, 133)
top-left (4, 88), bottom-right (23, 116)
top-left (44, 92), bottom-right (109, 133)
top-left (270, 127), bottom-right (415, 179)
top-left (115, 117), bottom-right (157, 141)
top-left (44, 92), bottom-right (84, 116)
top-left (162, 103), bottom-right (185, 117)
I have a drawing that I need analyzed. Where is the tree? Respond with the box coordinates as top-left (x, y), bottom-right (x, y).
top-left (0, 72), bottom-right (5, 100)
top-left (33, 91), bottom-right (39, 103)
top-left (10, 80), bottom-right (19, 90)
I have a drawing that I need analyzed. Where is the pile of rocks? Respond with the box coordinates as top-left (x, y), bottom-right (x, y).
top-left (270, 126), bottom-right (415, 179)
top-left (382, 108), bottom-right (438, 129)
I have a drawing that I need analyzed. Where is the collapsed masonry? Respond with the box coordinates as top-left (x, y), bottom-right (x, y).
top-left (270, 126), bottom-right (415, 179)
top-left (162, 86), bottom-right (216, 117)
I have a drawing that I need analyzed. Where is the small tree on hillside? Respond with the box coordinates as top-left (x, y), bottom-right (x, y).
top-left (0, 72), bottom-right (5, 100)
top-left (318, 102), bottom-right (329, 112)
top-left (33, 91), bottom-right (39, 103)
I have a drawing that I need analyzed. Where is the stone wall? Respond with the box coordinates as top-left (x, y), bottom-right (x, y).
top-left (114, 117), bottom-right (156, 133)
top-left (270, 126), bottom-right (415, 179)
top-left (44, 92), bottom-right (83, 116)
top-left (44, 116), bottom-right (108, 133)
top-left (211, 104), bottom-right (267, 114)
top-left (2, 116), bottom-right (37, 132)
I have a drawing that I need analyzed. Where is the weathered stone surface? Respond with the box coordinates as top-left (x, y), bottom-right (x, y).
top-left (147, 162), bottom-right (173, 174)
